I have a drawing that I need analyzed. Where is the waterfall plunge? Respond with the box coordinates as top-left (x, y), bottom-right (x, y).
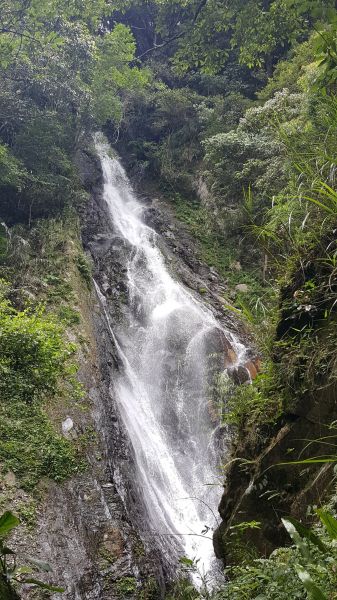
top-left (94, 135), bottom-right (245, 584)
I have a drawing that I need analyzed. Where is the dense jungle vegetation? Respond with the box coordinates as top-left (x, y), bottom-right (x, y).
top-left (0, 0), bottom-right (337, 598)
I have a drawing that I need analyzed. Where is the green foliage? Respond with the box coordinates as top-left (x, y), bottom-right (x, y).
top-left (316, 509), bottom-right (337, 539)
top-left (0, 302), bottom-right (76, 404)
top-left (231, 0), bottom-right (303, 69)
top-left (115, 576), bottom-right (137, 596)
top-left (58, 306), bottom-right (81, 326)
top-left (76, 254), bottom-right (92, 289)
top-left (165, 577), bottom-right (200, 600)
top-left (259, 36), bottom-right (317, 99)
top-left (0, 398), bottom-right (81, 490)
top-left (216, 365), bottom-right (282, 429)
top-left (0, 146), bottom-right (26, 189)
top-left (203, 88), bottom-right (303, 221)
top-left (0, 512), bottom-right (20, 538)
top-left (214, 510), bottom-right (337, 599)
top-left (122, 0), bottom-right (335, 76)
top-left (118, 85), bottom-right (205, 192)
top-left (172, 195), bottom-right (232, 271)
top-left (138, 577), bottom-right (160, 600)
top-left (214, 548), bottom-right (306, 599)
top-left (0, 285), bottom-right (82, 489)
top-left (0, 0), bottom-right (149, 225)
top-left (312, 18), bottom-right (337, 93)
top-left (92, 24), bottom-right (150, 125)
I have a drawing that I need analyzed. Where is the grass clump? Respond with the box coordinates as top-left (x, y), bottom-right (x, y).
top-left (214, 549), bottom-right (306, 600)
top-left (221, 369), bottom-right (282, 430)
top-left (165, 577), bottom-right (199, 600)
top-left (58, 305), bottom-right (81, 326)
top-left (0, 296), bottom-right (77, 404)
top-left (171, 193), bottom-right (274, 321)
top-left (76, 254), bottom-right (92, 289)
top-left (0, 399), bottom-right (81, 491)
top-left (139, 577), bottom-right (160, 600)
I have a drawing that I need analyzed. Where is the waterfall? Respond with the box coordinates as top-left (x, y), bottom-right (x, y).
top-left (94, 134), bottom-right (246, 584)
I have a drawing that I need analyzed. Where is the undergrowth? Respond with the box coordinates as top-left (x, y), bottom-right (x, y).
top-left (170, 192), bottom-right (274, 317)
top-left (0, 284), bottom-right (83, 490)
top-left (0, 213), bottom-right (89, 491)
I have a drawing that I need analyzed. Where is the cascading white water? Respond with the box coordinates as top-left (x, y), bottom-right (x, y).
top-left (94, 134), bottom-right (246, 583)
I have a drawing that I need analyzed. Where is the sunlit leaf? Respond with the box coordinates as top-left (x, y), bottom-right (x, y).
top-left (0, 512), bottom-right (20, 538)
top-left (294, 565), bottom-right (327, 600)
top-left (282, 516), bottom-right (327, 553)
top-left (316, 509), bottom-right (337, 540)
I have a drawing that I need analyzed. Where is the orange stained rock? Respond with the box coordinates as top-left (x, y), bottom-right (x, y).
top-left (244, 359), bottom-right (261, 380)
top-left (224, 348), bottom-right (238, 368)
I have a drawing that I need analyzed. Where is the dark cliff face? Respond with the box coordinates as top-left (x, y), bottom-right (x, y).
top-left (213, 237), bottom-right (337, 563)
top-left (213, 409), bottom-right (336, 560)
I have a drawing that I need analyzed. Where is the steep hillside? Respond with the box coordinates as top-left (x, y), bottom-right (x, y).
top-left (1, 1), bottom-right (337, 599)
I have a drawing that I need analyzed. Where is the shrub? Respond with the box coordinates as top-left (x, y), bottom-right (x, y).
top-left (0, 284), bottom-right (82, 488)
top-left (0, 298), bottom-right (76, 404)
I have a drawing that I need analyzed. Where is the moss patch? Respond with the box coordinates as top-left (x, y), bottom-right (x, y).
top-left (0, 399), bottom-right (81, 491)
top-left (115, 577), bottom-right (137, 596)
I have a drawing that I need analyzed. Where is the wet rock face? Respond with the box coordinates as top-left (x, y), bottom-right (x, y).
top-left (213, 356), bottom-right (337, 564)
top-left (142, 201), bottom-right (252, 342)
top-left (228, 364), bottom-right (250, 385)
top-left (12, 147), bottom-right (165, 600)
top-left (204, 327), bottom-right (234, 357)
top-left (74, 139), bottom-right (102, 191)
top-left (15, 293), bottom-right (165, 600)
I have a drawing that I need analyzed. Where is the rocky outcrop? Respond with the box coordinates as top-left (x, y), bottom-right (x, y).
top-left (12, 262), bottom-right (164, 600)
top-left (213, 390), bottom-right (336, 561)
top-left (213, 242), bottom-right (337, 563)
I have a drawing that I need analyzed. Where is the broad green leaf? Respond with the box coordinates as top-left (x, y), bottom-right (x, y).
top-left (281, 518), bottom-right (311, 559)
top-left (294, 565), bottom-right (327, 600)
top-left (316, 509), bottom-right (337, 540)
top-left (282, 516), bottom-right (327, 553)
top-left (179, 556), bottom-right (194, 567)
top-left (1, 547), bottom-right (15, 555)
top-left (24, 578), bottom-right (65, 593)
top-left (0, 512), bottom-right (20, 538)
top-left (16, 566), bottom-right (34, 575)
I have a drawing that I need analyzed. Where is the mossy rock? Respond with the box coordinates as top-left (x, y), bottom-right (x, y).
top-left (115, 577), bottom-right (137, 597)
